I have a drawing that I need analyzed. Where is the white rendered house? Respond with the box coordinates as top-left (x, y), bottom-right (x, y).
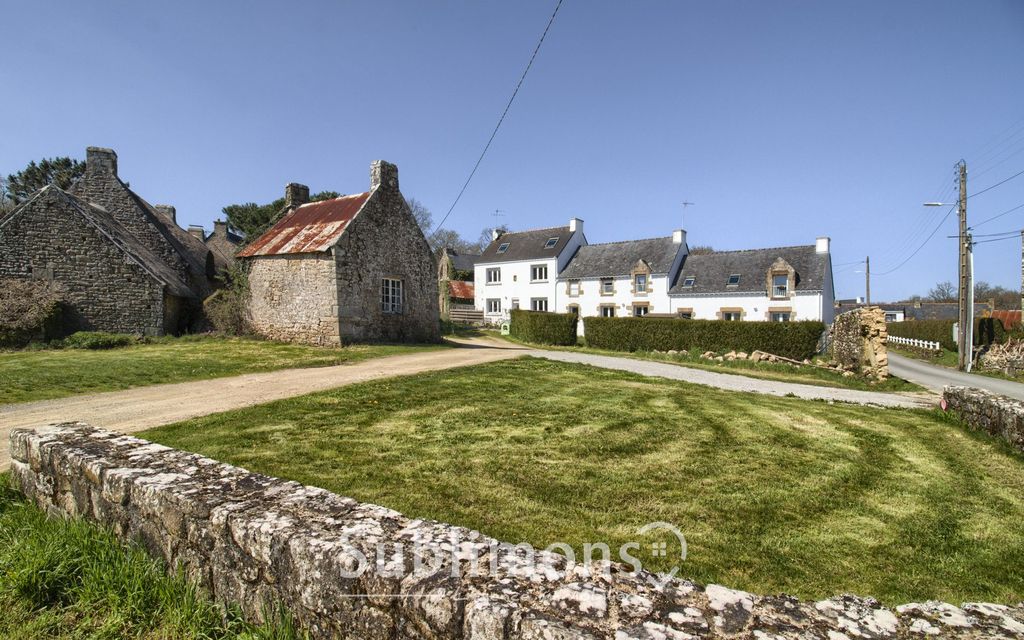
top-left (474, 218), bottom-right (587, 323)
top-left (666, 238), bottom-right (835, 323)
top-left (556, 231), bottom-right (688, 325)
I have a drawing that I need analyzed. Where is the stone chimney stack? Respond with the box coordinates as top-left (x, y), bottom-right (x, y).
top-left (154, 205), bottom-right (176, 224)
top-left (370, 160), bottom-right (399, 191)
top-left (672, 229), bottom-right (686, 245)
top-left (569, 218), bottom-right (584, 234)
top-left (285, 183), bottom-right (310, 210)
top-left (85, 147), bottom-right (117, 177)
top-left (213, 219), bottom-right (228, 235)
top-left (187, 225), bottom-right (205, 241)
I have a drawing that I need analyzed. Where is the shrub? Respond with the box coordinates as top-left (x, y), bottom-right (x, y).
top-left (63, 331), bottom-right (138, 350)
top-left (583, 317), bottom-right (825, 360)
top-left (0, 279), bottom-right (67, 348)
top-left (204, 265), bottom-right (250, 335)
top-left (888, 318), bottom-right (1006, 352)
top-left (510, 309), bottom-right (578, 346)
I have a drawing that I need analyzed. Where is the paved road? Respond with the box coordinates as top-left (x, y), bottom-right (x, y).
top-left (888, 351), bottom-right (1024, 400)
top-left (532, 350), bottom-right (933, 410)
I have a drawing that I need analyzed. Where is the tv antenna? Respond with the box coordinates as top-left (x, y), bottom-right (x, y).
top-left (681, 201), bottom-right (695, 227)
top-left (492, 209), bottom-right (506, 218)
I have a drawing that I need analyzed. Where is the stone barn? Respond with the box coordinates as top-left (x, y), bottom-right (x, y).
top-left (238, 161), bottom-right (440, 345)
top-left (0, 146), bottom-right (215, 335)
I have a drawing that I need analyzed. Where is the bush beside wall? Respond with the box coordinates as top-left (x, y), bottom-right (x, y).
top-left (510, 309), bottom-right (578, 346)
top-left (888, 318), bottom-right (1006, 352)
top-left (583, 317), bottom-right (825, 361)
top-left (0, 279), bottom-right (68, 348)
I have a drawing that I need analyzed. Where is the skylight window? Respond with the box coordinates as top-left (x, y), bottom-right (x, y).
top-left (727, 274), bottom-right (740, 286)
top-left (497, 242), bottom-right (510, 254)
top-left (682, 276), bottom-right (695, 287)
top-left (544, 237), bottom-right (559, 249)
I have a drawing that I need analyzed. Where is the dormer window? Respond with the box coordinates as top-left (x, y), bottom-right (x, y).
top-left (772, 273), bottom-right (789, 297)
top-left (544, 237), bottom-right (559, 249)
top-left (682, 276), bottom-right (695, 288)
top-left (497, 242), bottom-right (510, 254)
top-left (727, 274), bottom-right (740, 287)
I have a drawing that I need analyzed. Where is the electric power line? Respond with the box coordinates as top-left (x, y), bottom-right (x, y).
top-left (968, 167), bottom-right (1024, 199)
top-left (973, 235), bottom-right (1020, 246)
top-left (431, 0), bottom-right (564, 235)
top-left (875, 204), bottom-right (956, 276)
top-left (971, 202), bottom-right (1024, 228)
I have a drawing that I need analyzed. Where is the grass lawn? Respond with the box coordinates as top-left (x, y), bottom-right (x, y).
top-left (0, 477), bottom-right (302, 639)
top-left (143, 358), bottom-right (1024, 605)
top-left (502, 335), bottom-right (923, 393)
top-left (0, 335), bottom-right (446, 405)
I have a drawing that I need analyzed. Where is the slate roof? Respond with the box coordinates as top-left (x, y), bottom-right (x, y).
top-left (559, 237), bottom-right (680, 279)
top-left (670, 245), bottom-right (829, 295)
top-left (478, 226), bottom-right (573, 263)
top-left (441, 248), bottom-right (480, 272)
top-left (238, 192), bottom-right (371, 257)
top-left (3, 187), bottom-right (195, 298)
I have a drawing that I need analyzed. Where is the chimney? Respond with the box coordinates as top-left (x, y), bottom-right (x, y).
top-left (187, 225), bottom-right (206, 241)
top-left (672, 229), bottom-right (686, 245)
top-left (370, 160), bottom-right (399, 191)
top-left (85, 147), bottom-right (118, 177)
top-left (816, 236), bottom-right (831, 253)
top-left (285, 183), bottom-right (309, 210)
top-left (569, 218), bottom-right (584, 234)
top-left (154, 205), bottom-right (176, 224)
top-left (213, 219), bottom-right (228, 235)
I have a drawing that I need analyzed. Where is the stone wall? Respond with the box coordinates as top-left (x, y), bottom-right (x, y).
top-left (10, 424), bottom-right (1024, 639)
top-left (943, 386), bottom-right (1024, 454)
top-left (831, 307), bottom-right (888, 378)
top-left (0, 188), bottom-right (172, 335)
top-left (246, 253), bottom-right (341, 346)
top-left (334, 161), bottom-right (440, 343)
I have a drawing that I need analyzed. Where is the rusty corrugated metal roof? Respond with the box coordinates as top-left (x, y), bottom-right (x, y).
top-left (238, 192), bottom-right (370, 257)
top-left (449, 280), bottom-right (474, 299)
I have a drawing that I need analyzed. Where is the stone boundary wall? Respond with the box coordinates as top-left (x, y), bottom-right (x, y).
top-left (943, 386), bottom-right (1024, 454)
top-left (9, 424), bottom-right (1024, 640)
top-left (831, 307), bottom-right (889, 378)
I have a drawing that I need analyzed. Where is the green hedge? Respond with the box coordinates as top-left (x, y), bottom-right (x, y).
top-left (62, 331), bottom-right (139, 350)
top-left (583, 317), bottom-right (825, 360)
top-left (510, 309), bottom-right (578, 346)
top-left (888, 318), bottom-right (1006, 352)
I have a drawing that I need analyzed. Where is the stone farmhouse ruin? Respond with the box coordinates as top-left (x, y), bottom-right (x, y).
top-left (0, 147), bottom-right (222, 335)
top-left (239, 161), bottom-right (440, 345)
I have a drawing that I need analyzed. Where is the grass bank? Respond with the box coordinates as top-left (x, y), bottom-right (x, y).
top-left (0, 476), bottom-right (303, 639)
top-left (502, 334), bottom-right (923, 393)
top-left (144, 358), bottom-right (1024, 605)
top-left (0, 335), bottom-right (446, 405)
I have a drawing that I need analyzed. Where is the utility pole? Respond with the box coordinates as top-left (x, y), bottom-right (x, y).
top-left (865, 256), bottom-right (870, 306)
top-left (957, 160), bottom-right (969, 371)
top-left (1020, 229), bottom-right (1023, 319)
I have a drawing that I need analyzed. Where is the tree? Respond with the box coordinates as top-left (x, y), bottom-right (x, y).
top-left (688, 245), bottom-right (714, 255)
top-left (223, 190), bottom-right (340, 243)
top-left (974, 281), bottom-right (1021, 310)
top-left (928, 281), bottom-right (957, 302)
top-left (406, 198), bottom-right (433, 234)
top-left (0, 177), bottom-right (14, 216)
top-left (478, 225), bottom-right (509, 250)
top-left (5, 157), bottom-right (86, 203)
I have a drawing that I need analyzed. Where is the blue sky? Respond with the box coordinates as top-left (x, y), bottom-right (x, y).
top-left (2, 1), bottom-right (1022, 301)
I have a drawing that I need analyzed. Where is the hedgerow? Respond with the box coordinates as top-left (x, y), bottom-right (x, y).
top-left (510, 309), bottom-right (578, 346)
top-left (583, 317), bottom-right (825, 360)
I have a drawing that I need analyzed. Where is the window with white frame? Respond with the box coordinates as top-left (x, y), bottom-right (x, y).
top-left (633, 304), bottom-right (649, 317)
top-left (682, 276), bottom-right (695, 288)
top-left (600, 277), bottom-right (614, 294)
top-left (568, 279), bottom-right (581, 296)
top-left (530, 264), bottom-right (548, 282)
top-left (722, 311), bottom-right (741, 321)
top-left (772, 274), bottom-right (789, 297)
top-left (770, 311), bottom-right (791, 322)
top-left (486, 267), bottom-right (501, 284)
top-left (677, 310), bottom-right (693, 319)
top-left (544, 237), bottom-right (559, 249)
top-left (531, 298), bottom-right (549, 312)
top-left (486, 298), bottom-right (502, 314)
top-left (567, 304), bottom-right (579, 315)
top-left (600, 305), bottom-right (616, 317)
top-left (497, 242), bottom-right (510, 254)
top-left (635, 273), bottom-right (648, 292)
top-left (727, 274), bottom-right (740, 287)
top-left (885, 312), bottom-right (897, 322)
top-left (381, 278), bottom-right (403, 314)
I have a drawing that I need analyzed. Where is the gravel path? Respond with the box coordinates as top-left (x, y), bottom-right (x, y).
top-left (529, 350), bottom-right (935, 409)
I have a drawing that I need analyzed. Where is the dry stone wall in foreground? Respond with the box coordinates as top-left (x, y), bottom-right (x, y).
top-left (9, 424), bottom-right (1024, 639)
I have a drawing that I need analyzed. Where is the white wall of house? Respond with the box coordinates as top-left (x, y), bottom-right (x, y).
top-left (666, 291), bottom-right (827, 321)
top-left (474, 224), bottom-right (586, 323)
top-left (558, 273), bottom-right (673, 316)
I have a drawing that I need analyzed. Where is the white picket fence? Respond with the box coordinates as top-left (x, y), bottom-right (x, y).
top-left (887, 335), bottom-right (941, 351)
